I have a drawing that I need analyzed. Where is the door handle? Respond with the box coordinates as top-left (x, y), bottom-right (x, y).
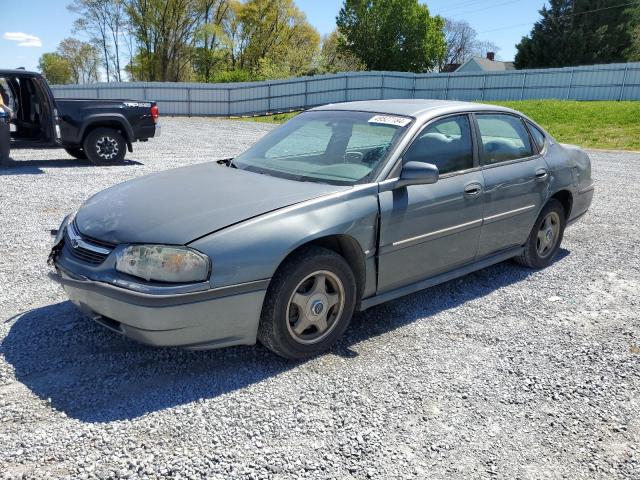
top-left (464, 183), bottom-right (482, 196)
top-left (535, 168), bottom-right (548, 180)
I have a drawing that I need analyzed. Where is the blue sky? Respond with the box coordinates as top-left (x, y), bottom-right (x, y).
top-left (1, 0), bottom-right (547, 72)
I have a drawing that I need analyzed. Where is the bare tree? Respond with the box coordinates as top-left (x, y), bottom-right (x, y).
top-left (104, 0), bottom-right (126, 81)
top-left (442, 19), bottom-right (476, 68)
top-left (68, 0), bottom-right (127, 81)
top-left (441, 19), bottom-right (500, 71)
top-left (68, 0), bottom-right (112, 80)
top-left (474, 40), bottom-right (500, 60)
top-left (121, 17), bottom-right (138, 81)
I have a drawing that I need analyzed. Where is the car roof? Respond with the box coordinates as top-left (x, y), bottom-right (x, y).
top-left (310, 99), bottom-right (519, 121)
top-left (0, 69), bottom-right (40, 77)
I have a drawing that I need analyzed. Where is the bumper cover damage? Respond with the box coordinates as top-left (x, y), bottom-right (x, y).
top-left (49, 267), bottom-right (268, 350)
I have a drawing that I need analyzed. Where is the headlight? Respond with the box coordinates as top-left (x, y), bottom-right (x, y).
top-left (115, 245), bottom-right (210, 283)
top-left (53, 211), bottom-right (76, 246)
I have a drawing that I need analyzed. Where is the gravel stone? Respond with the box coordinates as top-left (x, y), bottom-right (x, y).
top-left (1, 117), bottom-right (639, 479)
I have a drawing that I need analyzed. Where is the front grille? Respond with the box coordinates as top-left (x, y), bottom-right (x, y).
top-left (64, 222), bottom-right (115, 265)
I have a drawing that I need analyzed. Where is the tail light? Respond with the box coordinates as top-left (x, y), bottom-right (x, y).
top-left (150, 105), bottom-right (159, 123)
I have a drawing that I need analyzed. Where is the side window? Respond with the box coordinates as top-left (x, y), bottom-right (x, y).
top-left (527, 121), bottom-right (546, 151)
top-left (476, 114), bottom-right (534, 165)
top-left (403, 115), bottom-right (474, 175)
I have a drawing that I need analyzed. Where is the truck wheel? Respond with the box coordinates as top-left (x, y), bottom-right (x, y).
top-left (64, 147), bottom-right (87, 160)
top-left (258, 246), bottom-right (357, 360)
top-left (84, 128), bottom-right (126, 165)
top-left (515, 199), bottom-right (566, 269)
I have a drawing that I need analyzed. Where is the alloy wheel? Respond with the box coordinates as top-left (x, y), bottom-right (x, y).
top-left (95, 136), bottom-right (119, 160)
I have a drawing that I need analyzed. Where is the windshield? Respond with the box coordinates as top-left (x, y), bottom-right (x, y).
top-left (232, 110), bottom-right (412, 185)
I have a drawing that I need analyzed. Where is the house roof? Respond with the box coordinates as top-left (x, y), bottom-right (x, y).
top-left (440, 63), bottom-right (461, 73)
top-left (458, 57), bottom-right (515, 72)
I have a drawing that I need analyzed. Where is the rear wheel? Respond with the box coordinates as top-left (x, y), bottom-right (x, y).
top-left (83, 128), bottom-right (126, 165)
top-left (515, 199), bottom-right (566, 269)
top-left (64, 147), bottom-right (87, 160)
top-left (258, 246), bottom-right (357, 360)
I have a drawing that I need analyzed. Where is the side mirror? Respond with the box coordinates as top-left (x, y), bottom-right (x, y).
top-left (396, 161), bottom-right (439, 188)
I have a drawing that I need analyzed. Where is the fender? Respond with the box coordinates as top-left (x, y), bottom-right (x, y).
top-left (78, 113), bottom-right (135, 148)
top-left (189, 184), bottom-right (380, 294)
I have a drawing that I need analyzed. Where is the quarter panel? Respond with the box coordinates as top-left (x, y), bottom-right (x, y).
top-left (544, 143), bottom-right (577, 191)
top-left (544, 142), bottom-right (593, 222)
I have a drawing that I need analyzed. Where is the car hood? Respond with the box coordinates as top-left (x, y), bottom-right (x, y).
top-left (75, 162), bottom-right (348, 245)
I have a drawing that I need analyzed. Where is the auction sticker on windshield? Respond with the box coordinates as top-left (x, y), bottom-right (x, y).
top-left (368, 115), bottom-right (412, 127)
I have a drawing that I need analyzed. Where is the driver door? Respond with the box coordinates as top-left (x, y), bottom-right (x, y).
top-left (377, 114), bottom-right (485, 293)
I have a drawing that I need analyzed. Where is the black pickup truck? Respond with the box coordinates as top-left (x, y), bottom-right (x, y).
top-left (0, 69), bottom-right (159, 167)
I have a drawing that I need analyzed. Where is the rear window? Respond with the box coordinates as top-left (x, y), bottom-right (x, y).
top-left (527, 122), bottom-right (546, 151)
top-left (476, 114), bottom-right (534, 165)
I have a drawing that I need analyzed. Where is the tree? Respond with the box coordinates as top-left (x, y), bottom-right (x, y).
top-left (515, 0), bottom-right (636, 69)
top-left (68, 0), bottom-right (127, 81)
top-left (104, 0), bottom-right (127, 81)
top-left (626, 4), bottom-right (640, 61)
top-left (57, 38), bottom-right (100, 83)
top-left (38, 53), bottom-right (74, 84)
top-left (127, 0), bottom-right (203, 81)
top-left (233, 0), bottom-right (320, 77)
top-left (441, 19), bottom-right (500, 70)
top-left (193, 0), bottom-right (232, 82)
top-left (64, 0), bottom-right (332, 83)
top-left (336, 0), bottom-right (445, 72)
top-left (319, 30), bottom-right (365, 73)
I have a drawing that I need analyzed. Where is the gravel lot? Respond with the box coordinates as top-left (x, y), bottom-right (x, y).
top-left (1, 117), bottom-right (639, 479)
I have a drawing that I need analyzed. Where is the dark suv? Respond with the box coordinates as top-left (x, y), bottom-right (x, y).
top-left (0, 69), bottom-right (159, 167)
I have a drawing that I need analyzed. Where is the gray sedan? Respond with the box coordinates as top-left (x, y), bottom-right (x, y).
top-left (49, 100), bottom-right (594, 359)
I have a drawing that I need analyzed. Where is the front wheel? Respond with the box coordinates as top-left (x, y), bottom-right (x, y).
top-left (258, 246), bottom-right (357, 360)
top-left (83, 128), bottom-right (126, 165)
top-left (515, 199), bottom-right (566, 269)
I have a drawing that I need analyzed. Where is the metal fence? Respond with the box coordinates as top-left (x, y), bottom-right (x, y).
top-left (50, 61), bottom-right (640, 116)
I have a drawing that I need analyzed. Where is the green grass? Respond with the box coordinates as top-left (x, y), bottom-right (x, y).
top-left (231, 100), bottom-right (640, 151)
top-left (491, 100), bottom-right (640, 151)
top-left (231, 111), bottom-right (300, 124)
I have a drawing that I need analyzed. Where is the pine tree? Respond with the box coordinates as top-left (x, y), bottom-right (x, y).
top-left (515, 0), bottom-right (637, 69)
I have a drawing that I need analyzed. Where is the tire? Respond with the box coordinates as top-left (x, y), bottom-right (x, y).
top-left (64, 147), bottom-right (87, 160)
top-left (515, 199), bottom-right (566, 269)
top-left (258, 246), bottom-right (357, 360)
top-left (83, 128), bottom-right (126, 165)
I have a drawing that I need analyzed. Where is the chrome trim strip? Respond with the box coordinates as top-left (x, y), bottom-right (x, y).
top-left (392, 218), bottom-right (483, 247)
top-left (66, 223), bottom-right (112, 255)
top-left (483, 204), bottom-right (536, 223)
top-left (389, 204), bottom-right (536, 249)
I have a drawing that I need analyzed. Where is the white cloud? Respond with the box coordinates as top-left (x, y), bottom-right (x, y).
top-left (3, 32), bottom-right (42, 48)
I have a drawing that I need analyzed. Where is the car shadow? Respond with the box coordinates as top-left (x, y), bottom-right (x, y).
top-left (0, 158), bottom-right (143, 175)
top-left (1, 250), bottom-right (569, 423)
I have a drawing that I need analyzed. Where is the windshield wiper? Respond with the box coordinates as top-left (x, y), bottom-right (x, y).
top-left (216, 158), bottom-right (237, 168)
